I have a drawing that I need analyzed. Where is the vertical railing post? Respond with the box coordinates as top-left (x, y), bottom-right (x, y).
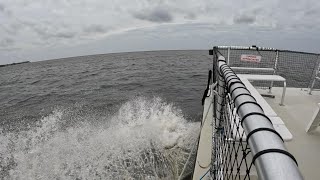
top-left (269, 50), bottom-right (279, 93)
top-left (227, 47), bottom-right (230, 65)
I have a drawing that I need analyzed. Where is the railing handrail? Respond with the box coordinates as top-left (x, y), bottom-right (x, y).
top-left (217, 45), bottom-right (320, 55)
top-left (218, 45), bottom-right (277, 51)
top-left (213, 46), bottom-right (303, 180)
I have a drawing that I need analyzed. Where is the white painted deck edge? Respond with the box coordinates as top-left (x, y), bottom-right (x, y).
top-left (193, 89), bottom-right (213, 180)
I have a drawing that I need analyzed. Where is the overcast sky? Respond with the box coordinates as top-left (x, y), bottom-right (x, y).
top-left (1, 0), bottom-right (320, 63)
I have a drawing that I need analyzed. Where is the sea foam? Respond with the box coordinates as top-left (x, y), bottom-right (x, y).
top-left (0, 97), bottom-right (200, 179)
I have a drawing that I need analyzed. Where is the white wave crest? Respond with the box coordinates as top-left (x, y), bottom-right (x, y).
top-left (0, 97), bottom-right (200, 179)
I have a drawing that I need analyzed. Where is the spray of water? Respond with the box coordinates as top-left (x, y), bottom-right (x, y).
top-left (0, 97), bottom-right (200, 179)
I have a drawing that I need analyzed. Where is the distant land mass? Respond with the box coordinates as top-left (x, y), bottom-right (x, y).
top-left (0, 61), bottom-right (30, 67)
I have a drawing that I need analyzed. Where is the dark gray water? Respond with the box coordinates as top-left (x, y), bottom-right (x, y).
top-left (0, 50), bottom-right (211, 179)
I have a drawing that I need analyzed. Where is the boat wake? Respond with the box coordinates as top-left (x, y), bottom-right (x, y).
top-left (0, 97), bottom-right (200, 179)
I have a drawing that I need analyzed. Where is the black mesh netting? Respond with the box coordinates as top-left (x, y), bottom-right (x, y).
top-left (212, 68), bottom-right (257, 180)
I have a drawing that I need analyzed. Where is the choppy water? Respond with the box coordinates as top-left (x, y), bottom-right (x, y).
top-left (0, 50), bottom-right (212, 179)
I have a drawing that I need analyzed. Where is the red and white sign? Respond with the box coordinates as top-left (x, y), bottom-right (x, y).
top-left (240, 54), bottom-right (261, 63)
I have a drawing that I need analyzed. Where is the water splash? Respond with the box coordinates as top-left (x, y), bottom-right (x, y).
top-left (0, 97), bottom-right (200, 179)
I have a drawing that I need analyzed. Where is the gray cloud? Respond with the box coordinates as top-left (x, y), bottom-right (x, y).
top-left (0, 3), bottom-right (5, 12)
top-left (55, 31), bottom-right (76, 39)
top-left (0, 38), bottom-right (14, 47)
top-left (24, 22), bottom-right (76, 40)
top-left (184, 12), bottom-right (197, 20)
top-left (83, 25), bottom-right (110, 34)
top-left (133, 7), bottom-right (173, 23)
top-left (37, 30), bottom-right (76, 40)
top-left (1, 0), bottom-right (320, 63)
top-left (234, 14), bottom-right (256, 24)
top-left (304, 8), bottom-right (318, 16)
top-left (2, 24), bottom-right (18, 35)
top-left (0, 2), bottom-right (12, 16)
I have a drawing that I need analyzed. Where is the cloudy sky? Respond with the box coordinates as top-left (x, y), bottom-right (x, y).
top-left (1, 0), bottom-right (320, 63)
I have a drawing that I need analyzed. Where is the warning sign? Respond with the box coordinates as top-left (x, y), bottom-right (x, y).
top-left (240, 54), bottom-right (261, 63)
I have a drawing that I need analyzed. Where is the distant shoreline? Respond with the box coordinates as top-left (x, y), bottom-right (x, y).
top-left (0, 61), bottom-right (30, 67)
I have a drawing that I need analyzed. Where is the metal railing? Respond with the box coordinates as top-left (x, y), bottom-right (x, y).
top-left (216, 45), bottom-right (320, 89)
top-left (212, 47), bottom-right (303, 180)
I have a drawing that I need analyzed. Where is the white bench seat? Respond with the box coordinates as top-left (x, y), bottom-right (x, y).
top-left (231, 67), bottom-right (274, 72)
top-left (274, 125), bottom-right (293, 140)
top-left (270, 116), bottom-right (285, 125)
top-left (238, 74), bottom-right (286, 105)
top-left (241, 79), bottom-right (277, 117)
top-left (238, 74), bottom-right (285, 82)
top-left (230, 79), bottom-right (292, 141)
top-left (229, 108), bottom-right (291, 141)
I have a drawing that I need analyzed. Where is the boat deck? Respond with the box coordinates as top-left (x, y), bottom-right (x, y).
top-left (258, 87), bottom-right (320, 180)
